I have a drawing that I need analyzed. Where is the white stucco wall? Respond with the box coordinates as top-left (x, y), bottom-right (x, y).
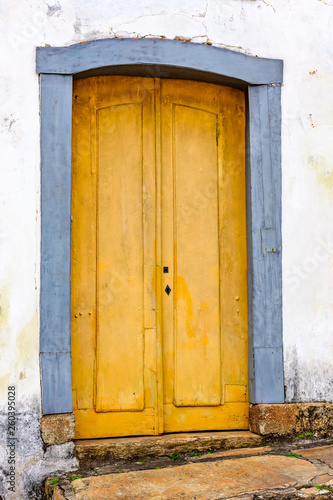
top-left (0, 0), bottom-right (333, 497)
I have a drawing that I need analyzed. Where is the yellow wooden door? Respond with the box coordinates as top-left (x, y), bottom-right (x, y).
top-left (71, 76), bottom-right (248, 439)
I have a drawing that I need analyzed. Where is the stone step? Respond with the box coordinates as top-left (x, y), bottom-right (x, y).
top-left (74, 431), bottom-right (263, 465)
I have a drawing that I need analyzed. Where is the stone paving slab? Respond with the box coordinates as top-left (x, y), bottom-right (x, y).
top-left (293, 445), bottom-right (333, 467)
top-left (70, 455), bottom-right (318, 499)
top-left (48, 445), bottom-right (333, 499)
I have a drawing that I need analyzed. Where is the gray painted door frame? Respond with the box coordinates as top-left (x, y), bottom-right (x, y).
top-left (36, 38), bottom-right (284, 415)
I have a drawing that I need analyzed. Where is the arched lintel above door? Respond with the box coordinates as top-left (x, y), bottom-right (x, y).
top-left (37, 38), bottom-right (284, 415)
top-left (36, 38), bottom-right (282, 87)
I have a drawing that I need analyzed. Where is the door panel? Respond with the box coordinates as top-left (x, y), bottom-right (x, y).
top-left (72, 77), bottom-right (158, 438)
top-left (160, 79), bottom-right (248, 432)
top-left (96, 103), bottom-right (144, 412)
top-left (71, 76), bottom-right (248, 439)
top-left (173, 104), bottom-right (221, 407)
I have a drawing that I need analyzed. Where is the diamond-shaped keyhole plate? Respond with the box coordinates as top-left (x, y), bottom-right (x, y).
top-left (165, 285), bottom-right (171, 295)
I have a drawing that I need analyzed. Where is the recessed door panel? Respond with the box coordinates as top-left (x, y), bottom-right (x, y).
top-left (96, 103), bottom-right (144, 412)
top-left (173, 104), bottom-right (221, 407)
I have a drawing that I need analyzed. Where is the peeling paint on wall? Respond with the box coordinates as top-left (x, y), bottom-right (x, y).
top-left (0, 398), bottom-right (78, 499)
top-left (285, 344), bottom-right (333, 403)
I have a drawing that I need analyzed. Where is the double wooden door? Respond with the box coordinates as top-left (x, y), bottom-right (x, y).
top-left (71, 76), bottom-right (248, 439)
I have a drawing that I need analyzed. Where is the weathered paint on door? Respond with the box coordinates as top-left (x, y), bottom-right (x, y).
top-left (71, 76), bottom-right (248, 439)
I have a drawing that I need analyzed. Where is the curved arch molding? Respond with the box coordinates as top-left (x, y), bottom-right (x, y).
top-left (37, 38), bottom-right (284, 414)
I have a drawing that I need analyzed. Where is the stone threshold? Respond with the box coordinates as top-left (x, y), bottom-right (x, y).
top-left (74, 431), bottom-right (263, 464)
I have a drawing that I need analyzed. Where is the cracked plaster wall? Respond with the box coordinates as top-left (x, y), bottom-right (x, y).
top-left (0, 0), bottom-right (333, 497)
